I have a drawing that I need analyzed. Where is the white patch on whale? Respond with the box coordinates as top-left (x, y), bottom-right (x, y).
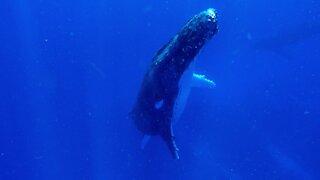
top-left (155, 100), bottom-right (164, 109)
top-left (141, 62), bottom-right (215, 149)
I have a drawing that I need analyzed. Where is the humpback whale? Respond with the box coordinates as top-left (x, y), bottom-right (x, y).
top-left (130, 8), bottom-right (218, 159)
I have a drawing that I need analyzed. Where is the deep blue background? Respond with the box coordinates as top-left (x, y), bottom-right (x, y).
top-left (0, 0), bottom-right (319, 179)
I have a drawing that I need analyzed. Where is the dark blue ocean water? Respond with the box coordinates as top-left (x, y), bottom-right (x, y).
top-left (1, 0), bottom-right (319, 179)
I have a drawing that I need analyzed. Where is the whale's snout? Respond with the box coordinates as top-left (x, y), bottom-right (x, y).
top-left (201, 8), bottom-right (218, 34)
top-left (206, 8), bottom-right (217, 22)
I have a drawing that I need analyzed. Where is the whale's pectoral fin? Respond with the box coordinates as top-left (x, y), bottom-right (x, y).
top-left (192, 73), bottom-right (216, 88)
top-left (160, 124), bottom-right (180, 159)
top-left (140, 135), bottom-right (151, 150)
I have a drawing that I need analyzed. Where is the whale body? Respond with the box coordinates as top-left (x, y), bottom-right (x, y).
top-left (130, 8), bottom-right (218, 159)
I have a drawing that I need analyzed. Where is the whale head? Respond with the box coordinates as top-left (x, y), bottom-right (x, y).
top-left (160, 8), bottom-right (218, 77)
top-left (180, 8), bottom-right (218, 46)
top-left (191, 8), bottom-right (218, 39)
